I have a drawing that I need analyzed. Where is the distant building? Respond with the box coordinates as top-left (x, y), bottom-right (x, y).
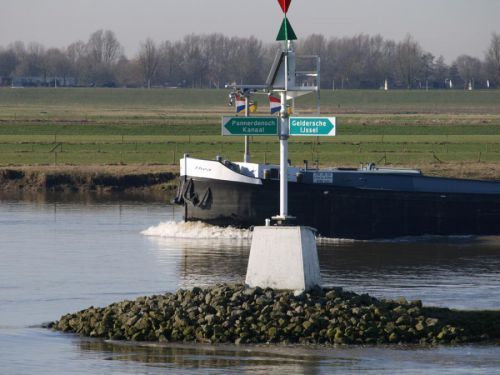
top-left (11, 76), bottom-right (76, 87)
top-left (0, 77), bottom-right (13, 87)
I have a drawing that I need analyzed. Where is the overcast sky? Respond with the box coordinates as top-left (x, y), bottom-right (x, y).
top-left (2, 0), bottom-right (499, 63)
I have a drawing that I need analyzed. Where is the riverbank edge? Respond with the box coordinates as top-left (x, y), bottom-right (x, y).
top-left (2, 163), bottom-right (500, 203)
top-left (50, 284), bottom-right (500, 347)
top-left (0, 165), bottom-right (180, 198)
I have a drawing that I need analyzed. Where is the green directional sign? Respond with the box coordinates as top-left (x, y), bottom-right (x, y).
top-left (222, 117), bottom-right (279, 136)
top-left (289, 117), bottom-right (336, 136)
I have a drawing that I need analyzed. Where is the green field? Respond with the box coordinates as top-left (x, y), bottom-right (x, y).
top-left (1, 88), bottom-right (500, 172)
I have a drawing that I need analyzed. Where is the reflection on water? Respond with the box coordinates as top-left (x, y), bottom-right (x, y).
top-left (78, 340), bottom-right (327, 374)
top-left (318, 240), bottom-right (500, 309)
top-left (0, 189), bottom-right (168, 205)
top-left (147, 237), bottom-right (250, 287)
top-left (0, 196), bottom-right (499, 374)
top-left (76, 338), bottom-right (500, 375)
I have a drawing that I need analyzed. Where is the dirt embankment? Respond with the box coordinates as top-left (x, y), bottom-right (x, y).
top-left (1, 163), bottom-right (499, 199)
top-left (0, 165), bottom-right (180, 197)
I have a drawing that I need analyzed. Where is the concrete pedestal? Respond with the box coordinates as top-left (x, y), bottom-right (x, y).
top-left (245, 226), bottom-right (322, 291)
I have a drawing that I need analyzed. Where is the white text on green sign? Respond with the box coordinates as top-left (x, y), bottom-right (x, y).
top-left (222, 117), bottom-right (279, 136)
top-left (289, 117), bottom-right (336, 136)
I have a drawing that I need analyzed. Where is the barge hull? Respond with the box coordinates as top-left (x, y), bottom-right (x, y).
top-left (180, 177), bottom-right (500, 239)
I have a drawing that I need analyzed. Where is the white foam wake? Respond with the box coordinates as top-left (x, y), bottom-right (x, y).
top-left (142, 221), bottom-right (358, 244)
top-left (316, 236), bottom-right (359, 244)
top-left (141, 221), bottom-right (252, 240)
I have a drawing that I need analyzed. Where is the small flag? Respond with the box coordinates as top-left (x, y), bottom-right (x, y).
top-left (236, 96), bottom-right (258, 113)
top-left (236, 95), bottom-right (246, 113)
top-left (269, 95), bottom-right (281, 114)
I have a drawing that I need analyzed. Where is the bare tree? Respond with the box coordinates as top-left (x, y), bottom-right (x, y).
top-left (46, 48), bottom-right (72, 86)
top-left (138, 38), bottom-right (160, 88)
top-left (16, 42), bottom-right (47, 79)
top-left (87, 30), bottom-right (122, 66)
top-left (103, 30), bottom-right (123, 65)
top-left (10, 31), bottom-right (500, 90)
top-left (363, 35), bottom-right (386, 88)
top-left (86, 30), bottom-right (123, 86)
top-left (396, 35), bottom-right (423, 89)
top-left (420, 53), bottom-right (435, 89)
top-left (67, 41), bottom-right (87, 85)
top-left (485, 33), bottom-right (500, 86)
top-left (229, 36), bottom-right (265, 85)
top-left (433, 56), bottom-right (449, 88)
top-left (454, 55), bottom-right (482, 88)
top-left (327, 35), bottom-right (367, 89)
top-left (87, 30), bottom-right (104, 64)
top-left (180, 34), bottom-right (208, 87)
top-left (0, 47), bottom-right (18, 80)
top-left (9, 41), bottom-right (27, 58)
top-left (158, 40), bottom-right (186, 87)
top-left (382, 40), bottom-right (397, 86)
top-left (115, 56), bottom-right (141, 87)
top-left (204, 34), bottom-right (230, 88)
top-left (297, 34), bottom-right (327, 56)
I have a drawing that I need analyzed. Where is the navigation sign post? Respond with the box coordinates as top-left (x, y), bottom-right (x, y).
top-left (222, 117), bottom-right (279, 136)
top-left (289, 117), bottom-right (336, 136)
top-left (245, 0), bottom-right (323, 292)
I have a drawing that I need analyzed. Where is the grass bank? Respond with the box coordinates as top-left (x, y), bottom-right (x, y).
top-left (1, 88), bottom-right (500, 181)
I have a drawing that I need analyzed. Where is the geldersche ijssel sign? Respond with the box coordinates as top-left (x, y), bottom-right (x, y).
top-left (289, 117), bottom-right (336, 136)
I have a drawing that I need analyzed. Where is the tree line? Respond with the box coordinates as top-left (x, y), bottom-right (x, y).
top-left (0, 30), bottom-right (499, 89)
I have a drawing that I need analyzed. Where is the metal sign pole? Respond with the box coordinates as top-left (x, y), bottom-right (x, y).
top-left (316, 56), bottom-right (321, 116)
top-left (244, 95), bottom-right (250, 162)
top-left (279, 91), bottom-right (289, 218)
top-left (278, 41), bottom-right (290, 219)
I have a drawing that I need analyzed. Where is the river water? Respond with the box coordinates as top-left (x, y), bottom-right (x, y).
top-left (0, 195), bottom-right (499, 374)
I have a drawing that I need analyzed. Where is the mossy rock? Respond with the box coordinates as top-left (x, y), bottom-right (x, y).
top-left (50, 284), bottom-right (500, 346)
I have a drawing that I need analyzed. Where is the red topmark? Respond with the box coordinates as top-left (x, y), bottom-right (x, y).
top-left (277, 0), bottom-right (291, 13)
